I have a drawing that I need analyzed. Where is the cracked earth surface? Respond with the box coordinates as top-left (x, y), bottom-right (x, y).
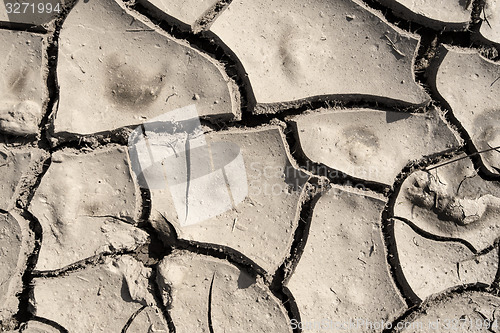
top-left (0, 0), bottom-right (499, 332)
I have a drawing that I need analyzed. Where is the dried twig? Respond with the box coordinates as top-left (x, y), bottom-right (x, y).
top-left (384, 34), bottom-right (406, 57)
top-left (424, 145), bottom-right (500, 171)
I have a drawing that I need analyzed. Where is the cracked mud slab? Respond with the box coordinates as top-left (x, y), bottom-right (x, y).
top-left (480, 0), bottom-right (500, 45)
top-left (394, 154), bottom-right (500, 252)
top-left (433, 45), bottom-right (500, 175)
top-left (55, 0), bottom-right (239, 137)
top-left (291, 107), bottom-right (460, 185)
top-left (0, 29), bottom-right (45, 136)
top-left (395, 290), bottom-right (500, 332)
top-left (0, 0), bottom-right (499, 331)
top-left (156, 250), bottom-right (292, 332)
top-left (209, 0), bottom-right (430, 112)
top-left (394, 218), bottom-right (498, 301)
top-left (375, 0), bottom-right (472, 30)
top-left (0, 212), bottom-right (30, 322)
top-left (150, 126), bottom-right (310, 274)
top-left (29, 146), bottom-right (147, 271)
top-left (137, 0), bottom-right (219, 31)
top-left (32, 255), bottom-right (166, 332)
top-left (286, 186), bottom-right (406, 332)
top-left (0, 144), bottom-right (44, 211)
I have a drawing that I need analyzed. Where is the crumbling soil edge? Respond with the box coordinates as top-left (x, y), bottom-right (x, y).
top-left (381, 150), bottom-right (464, 307)
top-left (193, 0), bottom-right (233, 33)
top-left (12, 209), bottom-right (43, 327)
top-left (383, 284), bottom-right (498, 333)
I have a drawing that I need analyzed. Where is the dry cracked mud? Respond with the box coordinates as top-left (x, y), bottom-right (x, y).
top-left (374, 0), bottom-right (472, 31)
top-left (0, 0), bottom-right (499, 332)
